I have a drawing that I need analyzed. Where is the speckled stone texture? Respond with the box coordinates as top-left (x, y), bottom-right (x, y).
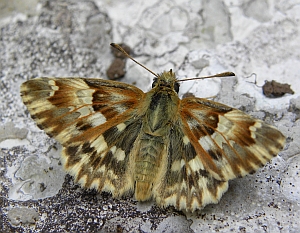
top-left (1, 0), bottom-right (299, 232)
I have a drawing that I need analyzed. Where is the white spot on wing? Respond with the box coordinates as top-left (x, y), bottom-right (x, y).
top-left (211, 131), bottom-right (226, 148)
top-left (49, 90), bottom-right (56, 96)
top-left (111, 146), bottom-right (126, 161)
top-left (110, 146), bottom-right (117, 154)
top-left (48, 80), bottom-right (58, 89)
top-left (76, 89), bottom-right (94, 104)
top-left (77, 106), bottom-right (94, 117)
top-left (183, 135), bottom-right (190, 145)
top-left (89, 112), bottom-right (106, 126)
top-left (80, 153), bottom-right (91, 164)
top-left (181, 159), bottom-right (185, 168)
top-left (171, 160), bottom-right (182, 172)
top-left (191, 198), bottom-right (200, 211)
top-left (116, 123), bottom-right (126, 132)
top-left (91, 135), bottom-right (108, 153)
top-left (81, 97), bottom-right (93, 104)
top-left (188, 157), bottom-right (205, 171)
top-left (115, 148), bottom-right (126, 161)
top-left (250, 122), bottom-right (262, 139)
top-left (198, 136), bottom-right (211, 151)
top-left (164, 194), bottom-right (177, 207)
top-left (179, 196), bottom-right (187, 210)
top-left (217, 115), bottom-right (232, 133)
top-left (254, 122), bottom-right (262, 128)
top-left (97, 164), bottom-right (106, 173)
top-left (115, 105), bottom-right (127, 113)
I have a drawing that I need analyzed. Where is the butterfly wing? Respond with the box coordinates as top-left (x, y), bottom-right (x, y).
top-left (154, 97), bottom-right (285, 212)
top-left (21, 77), bottom-right (145, 196)
top-left (179, 97), bottom-right (286, 181)
top-left (153, 125), bottom-right (229, 212)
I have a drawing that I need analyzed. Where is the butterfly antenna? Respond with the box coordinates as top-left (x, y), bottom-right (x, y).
top-left (178, 72), bottom-right (235, 82)
top-left (110, 43), bottom-right (159, 78)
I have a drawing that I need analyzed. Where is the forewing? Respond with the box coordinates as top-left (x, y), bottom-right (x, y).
top-left (180, 97), bottom-right (286, 181)
top-left (21, 77), bottom-right (145, 196)
top-left (154, 126), bottom-right (228, 212)
top-left (21, 78), bottom-right (145, 145)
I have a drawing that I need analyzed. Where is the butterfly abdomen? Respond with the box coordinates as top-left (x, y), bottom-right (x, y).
top-left (134, 133), bottom-right (165, 201)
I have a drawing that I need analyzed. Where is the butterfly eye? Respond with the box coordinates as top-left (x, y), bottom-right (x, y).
top-left (174, 82), bottom-right (180, 93)
top-left (152, 78), bottom-right (158, 88)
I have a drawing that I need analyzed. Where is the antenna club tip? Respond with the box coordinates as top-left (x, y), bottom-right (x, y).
top-left (215, 71), bottom-right (235, 77)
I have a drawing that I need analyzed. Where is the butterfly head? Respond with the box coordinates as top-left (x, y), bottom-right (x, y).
top-left (152, 69), bottom-right (180, 93)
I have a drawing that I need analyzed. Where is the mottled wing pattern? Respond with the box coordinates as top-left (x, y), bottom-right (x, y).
top-left (179, 97), bottom-right (286, 181)
top-left (154, 97), bottom-right (285, 211)
top-left (21, 78), bottom-right (145, 196)
top-left (154, 125), bottom-right (228, 212)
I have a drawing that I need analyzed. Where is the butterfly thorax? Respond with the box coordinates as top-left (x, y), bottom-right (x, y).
top-left (134, 71), bottom-right (180, 201)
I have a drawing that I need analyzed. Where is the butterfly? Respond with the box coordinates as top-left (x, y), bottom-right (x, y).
top-left (20, 43), bottom-right (286, 212)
